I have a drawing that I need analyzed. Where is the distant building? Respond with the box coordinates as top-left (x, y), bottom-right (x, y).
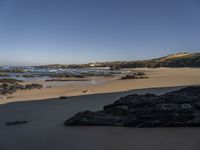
top-left (89, 63), bottom-right (101, 67)
top-left (89, 64), bottom-right (96, 67)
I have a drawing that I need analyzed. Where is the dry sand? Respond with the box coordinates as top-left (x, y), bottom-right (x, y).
top-left (1, 67), bottom-right (200, 104)
top-left (0, 86), bottom-right (200, 150)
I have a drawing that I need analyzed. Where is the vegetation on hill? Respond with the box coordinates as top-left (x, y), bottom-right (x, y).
top-left (36, 52), bottom-right (200, 69)
top-left (95, 53), bottom-right (200, 68)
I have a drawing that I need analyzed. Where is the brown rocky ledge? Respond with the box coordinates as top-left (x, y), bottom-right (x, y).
top-left (64, 86), bottom-right (200, 127)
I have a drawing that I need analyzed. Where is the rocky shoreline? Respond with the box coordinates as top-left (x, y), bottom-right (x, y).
top-left (64, 86), bottom-right (200, 127)
top-left (0, 78), bottom-right (43, 96)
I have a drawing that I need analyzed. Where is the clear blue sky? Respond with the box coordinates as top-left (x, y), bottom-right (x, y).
top-left (0, 0), bottom-right (200, 65)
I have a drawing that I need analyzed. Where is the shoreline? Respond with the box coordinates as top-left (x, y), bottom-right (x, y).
top-left (1, 67), bottom-right (200, 104)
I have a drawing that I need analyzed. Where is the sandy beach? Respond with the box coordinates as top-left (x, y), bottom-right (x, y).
top-left (1, 68), bottom-right (200, 150)
top-left (1, 67), bottom-right (200, 104)
top-left (1, 1), bottom-right (200, 149)
top-left (1, 86), bottom-right (200, 150)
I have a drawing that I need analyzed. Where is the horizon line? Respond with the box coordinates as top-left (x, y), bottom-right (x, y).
top-left (0, 51), bottom-right (198, 67)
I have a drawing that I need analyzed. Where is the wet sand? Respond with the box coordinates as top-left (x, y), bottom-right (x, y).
top-left (0, 86), bottom-right (200, 150)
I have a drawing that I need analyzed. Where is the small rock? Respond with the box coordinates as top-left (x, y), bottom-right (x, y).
top-left (59, 96), bottom-right (68, 99)
top-left (82, 90), bottom-right (89, 94)
top-left (6, 121), bottom-right (28, 126)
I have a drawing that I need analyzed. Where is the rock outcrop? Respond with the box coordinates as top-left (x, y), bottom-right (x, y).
top-left (121, 72), bottom-right (148, 80)
top-left (0, 78), bottom-right (22, 84)
top-left (64, 86), bottom-right (200, 127)
top-left (23, 84), bottom-right (43, 90)
top-left (0, 82), bottom-right (43, 96)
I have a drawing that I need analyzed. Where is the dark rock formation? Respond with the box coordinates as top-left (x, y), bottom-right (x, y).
top-left (0, 78), bottom-right (22, 84)
top-left (59, 96), bottom-right (68, 99)
top-left (0, 83), bottom-right (23, 95)
top-left (45, 79), bottom-right (90, 82)
top-left (121, 72), bottom-right (148, 80)
top-left (6, 121), bottom-right (28, 126)
top-left (0, 74), bottom-right (10, 77)
top-left (0, 82), bottom-right (43, 96)
top-left (23, 84), bottom-right (43, 90)
top-left (110, 66), bottom-right (121, 71)
top-left (49, 74), bottom-right (85, 78)
top-left (64, 86), bottom-right (200, 127)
